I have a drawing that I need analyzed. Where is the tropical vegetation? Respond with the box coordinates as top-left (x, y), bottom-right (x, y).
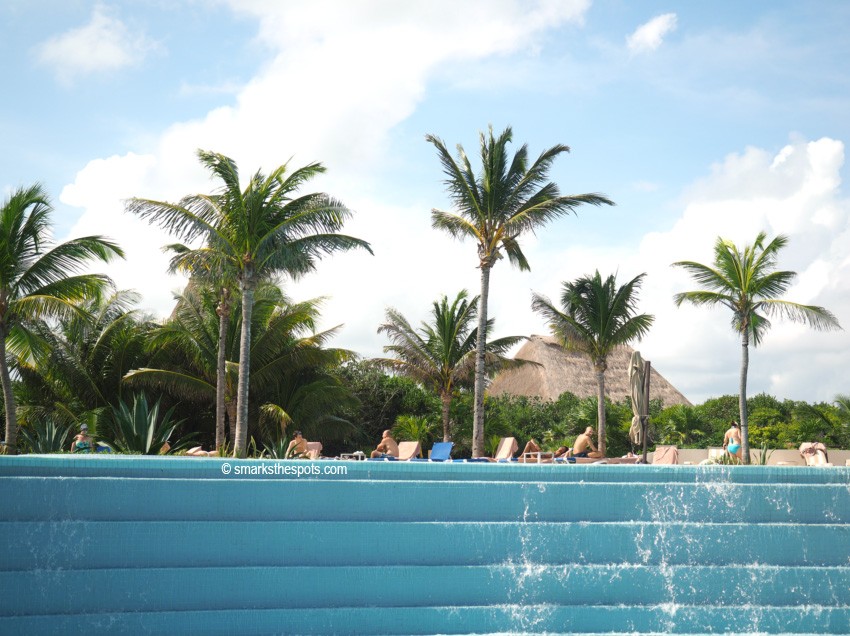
top-left (127, 150), bottom-right (371, 457)
top-left (2, 138), bottom-right (846, 462)
top-left (531, 271), bottom-right (654, 455)
top-left (375, 290), bottom-right (523, 442)
top-left (673, 233), bottom-right (840, 462)
top-left (427, 126), bottom-right (614, 456)
top-left (0, 184), bottom-right (124, 452)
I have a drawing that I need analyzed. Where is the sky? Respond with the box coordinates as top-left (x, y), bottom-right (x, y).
top-left (2, 0), bottom-right (850, 405)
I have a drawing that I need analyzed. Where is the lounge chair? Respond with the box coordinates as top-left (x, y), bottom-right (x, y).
top-left (411, 441), bottom-right (453, 462)
top-left (186, 446), bottom-right (216, 457)
top-left (366, 440), bottom-right (421, 462)
top-left (519, 450), bottom-right (555, 463)
top-left (398, 441), bottom-right (421, 460)
top-left (799, 442), bottom-right (831, 466)
top-left (305, 441), bottom-right (322, 460)
top-left (487, 437), bottom-right (518, 462)
top-left (652, 445), bottom-right (679, 465)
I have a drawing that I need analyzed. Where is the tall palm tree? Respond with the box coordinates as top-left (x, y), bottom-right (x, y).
top-left (127, 150), bottom-right (371, 457)
top-left (125, 283), bottom-right (357, 450)
top-left (673, 233), bottom-right (840, 463)
top-left (427, 126), bottom-right (613, 456)
top-left (0, 184), bottom-right (123, 452)
top-left (531, 271), bottom-right (654, 455)
top-left (375, 290), bottom-right (523, 442)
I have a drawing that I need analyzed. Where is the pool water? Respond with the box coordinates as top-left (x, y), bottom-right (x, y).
top-left (1, 456), bottom-right (848, 634)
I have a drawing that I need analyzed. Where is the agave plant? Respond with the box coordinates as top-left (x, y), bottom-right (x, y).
top-left (262, 436), bottom-right (290, 459)
top-left (17, 419), bottom-right (74, 454)
top-left (106, 393), bottom-right (194, 455)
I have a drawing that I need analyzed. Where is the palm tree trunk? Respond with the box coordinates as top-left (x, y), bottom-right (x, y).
top-left (234, 280), bottom-right (255, 458)
top-left (472, 264), bottom-right (491, 458)
top-left (215, 288), bottom-right (231, 453)
top-left (596, 368), bottom-right (606, 456)
top-left (0, 330), bottom-right (18, 453)
top-left (739, 330), bottom-right (750, 464)
top-left (441, 392), bottom-right (452, 442)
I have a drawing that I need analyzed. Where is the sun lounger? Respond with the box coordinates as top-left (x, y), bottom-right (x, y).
top-left (487, 437), bottom-right (518, 462)
top-left (305, 441), bottom-right (322, 459)
top-left (799, 442), bottom-right (831, 466)
top-left (652, 445), bottom-right (679, 465)
top-left (519, 451), bottom-right (555, 463)
top-left (411, 441), bottom-right (453, 462)
top-left (186, 446), bottom-right (216, 457)
top-left (367, 440), bottom-right (421, 461)
top-left (398, 441), bottom-right (421, 460)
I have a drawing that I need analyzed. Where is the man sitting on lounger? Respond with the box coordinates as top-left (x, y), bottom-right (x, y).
top-left (570, 427), bottom-right (603, 458)
top-left (370, 430), bottom-right (400, 458)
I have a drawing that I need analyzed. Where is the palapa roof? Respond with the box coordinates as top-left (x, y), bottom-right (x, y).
top-left (487, 335), bottom-right (691, 407)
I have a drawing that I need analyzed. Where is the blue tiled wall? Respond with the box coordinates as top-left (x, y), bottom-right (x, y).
top-left (1, 457), bottom-right (849, 634)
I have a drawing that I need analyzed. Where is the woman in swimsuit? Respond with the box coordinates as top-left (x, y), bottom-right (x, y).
top-left (70, 424), bottom-right (94, 453)
top-left (723, 421), bottom-right (742, 461)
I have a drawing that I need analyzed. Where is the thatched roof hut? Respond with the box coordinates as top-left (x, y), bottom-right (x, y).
top-left (488, 335), bottom-right (691, 407)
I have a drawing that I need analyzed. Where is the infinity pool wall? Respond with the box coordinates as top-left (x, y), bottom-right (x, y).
top-left (1, 456), bottom-right (849, 634)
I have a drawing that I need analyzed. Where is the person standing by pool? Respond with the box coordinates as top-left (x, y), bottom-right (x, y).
top-left (370, 430), bottom-right (399, 458)
top-left (70, 424), bottom-right (94, 453)
top-left (723, 421), bottom-right (742, 461)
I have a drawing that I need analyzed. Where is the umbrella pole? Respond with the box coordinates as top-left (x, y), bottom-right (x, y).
top-left (641, 361), bottom-right (651, 463)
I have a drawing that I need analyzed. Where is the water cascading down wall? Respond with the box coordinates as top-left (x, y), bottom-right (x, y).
top-left (1, 456), bottom-right (849, 634)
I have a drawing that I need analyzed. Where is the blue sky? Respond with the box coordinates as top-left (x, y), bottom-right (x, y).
top-left (2, 0), bottom-right (849, 404)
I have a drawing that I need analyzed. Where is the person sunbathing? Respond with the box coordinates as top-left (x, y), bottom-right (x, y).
top-left (370, 430), bottom-right (399, 458)
top-left (286, 431), bottom-right (309, 459)
top-left (570, 427), bottom-right (603, 458)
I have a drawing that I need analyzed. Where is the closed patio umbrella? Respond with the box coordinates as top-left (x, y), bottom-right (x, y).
top-left (629, 350), bottom-right (650, 461)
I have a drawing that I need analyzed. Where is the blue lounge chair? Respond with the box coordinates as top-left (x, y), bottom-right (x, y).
top-left (412, 441), bottom-right (453, 462)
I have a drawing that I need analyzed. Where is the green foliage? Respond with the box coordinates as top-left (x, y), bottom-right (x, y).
top-left (333, 361), bottom-right (437, 449)
top-left (392, 415), bottom-right (439, 452)
top-left (0, 183), bottom-right (124, 450)
top-left (105, 393), bottom-right (194, 455)
top-left (17, 419), bottom-right (73, 454)
top-left (531, 270), bottom-right (654, 455)
top-left (376, 290), bottom-right (523, 442)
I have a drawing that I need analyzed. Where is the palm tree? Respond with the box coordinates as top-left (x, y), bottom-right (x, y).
top-left (0, 184), bottom-right (123, 452)
top-left (375, 290), bottom-right (523, 442)
top-left (531, 271), bottom-right (654, 456)
top-left (125, 283), bottom-right (357, 451)
top-left (127, 150), bottom-right (371, 457)
top-left (427, 125), bottom-right (613, 456)
top-left (14, 289), bottom-right (153, 435)
top-left (673, 233), bottom-right (840, 463)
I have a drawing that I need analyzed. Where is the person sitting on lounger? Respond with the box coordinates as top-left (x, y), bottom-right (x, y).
top-left (571, 427), bottom-right (603, 458)
top-left (370, 430), bottom-right (400, 458)
top-left (521, 438), bottom-right (542, 456)
top-left (723, 421), bottom-right (742, 461)
top-left (286, 431), bottom-right (309, 459)
top-left (554, 446), bottom-right (569, 459)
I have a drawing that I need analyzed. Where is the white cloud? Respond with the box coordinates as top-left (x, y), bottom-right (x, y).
top-left (627, 13), bottom-right (677, 54)
top-left (55, 2), bottom-right (850, 406)
top-left (631, 138), bottom-right (850, 403)
top-left (59, 0), bottom-right (591, 322)
top-left (36, 5), bottom-right (159, 84)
